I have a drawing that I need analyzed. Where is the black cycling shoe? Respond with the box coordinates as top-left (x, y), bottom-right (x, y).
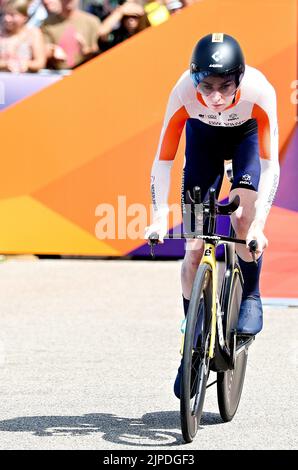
top-left (174, 362), bottom-right (183, 399)
top-left (174, 352), bottom-right (200, 399)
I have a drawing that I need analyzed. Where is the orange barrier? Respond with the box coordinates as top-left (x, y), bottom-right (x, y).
top-left (0, 0), bottom-right (297, 270)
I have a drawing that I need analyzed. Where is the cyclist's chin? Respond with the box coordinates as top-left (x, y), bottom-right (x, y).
top-left (208, 104), bottom-right (226, 112)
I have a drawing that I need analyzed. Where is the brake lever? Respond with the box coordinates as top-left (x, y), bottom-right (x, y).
top-left (148, 232), bottom-right (159, 258)
top-left (248, 240), bottom-right (258, 265)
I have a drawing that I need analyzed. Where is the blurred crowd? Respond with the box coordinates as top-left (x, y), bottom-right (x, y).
top-left (0, 0), bottom-right (198, 73)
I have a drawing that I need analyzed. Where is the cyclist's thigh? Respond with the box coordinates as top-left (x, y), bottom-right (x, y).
top-left (230, 129), bottom-right (261, 193)
top-left (229, 128), bottom-right (261, 227)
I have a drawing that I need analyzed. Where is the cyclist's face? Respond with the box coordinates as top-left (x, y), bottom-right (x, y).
top-left (197, 76), bottom-right (237, 112)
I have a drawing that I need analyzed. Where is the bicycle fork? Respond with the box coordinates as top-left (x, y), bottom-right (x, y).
top-left (179, 243), bottom-right (218, 358)
top-left (200, 243), bottom-right (217, 359)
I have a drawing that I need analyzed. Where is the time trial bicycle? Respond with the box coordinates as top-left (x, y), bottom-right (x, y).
top-left (149, 186), bottom-right (257, 443)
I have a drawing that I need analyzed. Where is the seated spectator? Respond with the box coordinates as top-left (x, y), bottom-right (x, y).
top-left (99, 0), bottom-right (149, 51)
top-left (41, 0), bottom-right (101, 69)
top-left (0, 0), bottom-right (46, 72)
top-left (27, 0), bottom-right (62, 28)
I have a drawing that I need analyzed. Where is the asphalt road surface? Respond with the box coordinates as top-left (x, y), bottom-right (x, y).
top-left (0, 259), bottom-right (297, 450)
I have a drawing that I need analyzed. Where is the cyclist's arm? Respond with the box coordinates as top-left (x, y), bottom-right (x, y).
top-left (150, 86), bottom-right (189, 222)
top-left (251, 79), bottom-right (280, 229)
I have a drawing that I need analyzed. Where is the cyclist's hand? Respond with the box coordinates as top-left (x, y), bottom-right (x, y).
top-left (144, 220), bottom-right (168, 244)
top-left (246, 221), bottom-right (268, 255)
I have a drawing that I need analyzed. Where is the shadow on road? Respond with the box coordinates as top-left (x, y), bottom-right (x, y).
top-left (0, 410), bottom-right (222, 447)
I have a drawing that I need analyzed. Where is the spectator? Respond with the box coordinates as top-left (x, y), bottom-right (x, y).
top-left (0, 0), bottom-right (46, 72)
top-left (86, 0), bottom-right (124, 22)
top-left (164, 0), bottom-right (184, 14)
top-left (183, 0), bottom-right (197, 5)
top-left (27, 0), bottom-right (62, 28)
top-left (99, 0), bottom-right (148, 51)
top-left (41, 0), bottom-right (101, 69)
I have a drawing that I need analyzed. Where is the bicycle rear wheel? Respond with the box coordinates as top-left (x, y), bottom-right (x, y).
top-left (180, 263), bottom-right (213, 443)
top-left (217, 266), bottom-right (248, 422)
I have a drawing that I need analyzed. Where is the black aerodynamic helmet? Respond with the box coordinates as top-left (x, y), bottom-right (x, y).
top-left (190, 33), bottom-right (245, 88)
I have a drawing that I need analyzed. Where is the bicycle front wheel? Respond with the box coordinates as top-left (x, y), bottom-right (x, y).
top-left (217, 266), bottom-right (248, 422)
top-left (180, 263), bottom-right (213, 443)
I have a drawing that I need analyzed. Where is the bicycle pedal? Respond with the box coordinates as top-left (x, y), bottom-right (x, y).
top-left (236, 334), bottom-right (255, 353)
top-left (237, 334), bottom-right (255, 343)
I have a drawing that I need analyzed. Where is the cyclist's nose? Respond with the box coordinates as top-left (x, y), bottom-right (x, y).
top-left (210, 91), bottom-right (223, 103)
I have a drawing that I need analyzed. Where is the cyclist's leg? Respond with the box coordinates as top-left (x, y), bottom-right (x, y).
top-left (174, 120), bottom-right (223, 398)
top-left (181, 119), bottom-right (224, 304)
top-left (182, 239), bottom-right (204, 301)
top-left (229, 130), bottom-right (263, 334)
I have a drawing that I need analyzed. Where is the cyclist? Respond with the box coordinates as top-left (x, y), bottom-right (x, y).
top-left (144, 33), bottom-right (280, 398)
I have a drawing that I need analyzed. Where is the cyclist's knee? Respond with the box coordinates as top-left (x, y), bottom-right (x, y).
top-left (230, 188), bottom-right (257, 234)
top-left (183, 240), bottom-right (204, 272)
top-left (232, 211), bottom-right (253, 235)
top-left (185, 238), bottom-right (204, 253)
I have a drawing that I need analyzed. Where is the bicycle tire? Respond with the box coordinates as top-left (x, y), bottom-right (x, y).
top-left (180, 263), bottom-right (213, 443)
top-left (217, 267), bottom-right (248, 422)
